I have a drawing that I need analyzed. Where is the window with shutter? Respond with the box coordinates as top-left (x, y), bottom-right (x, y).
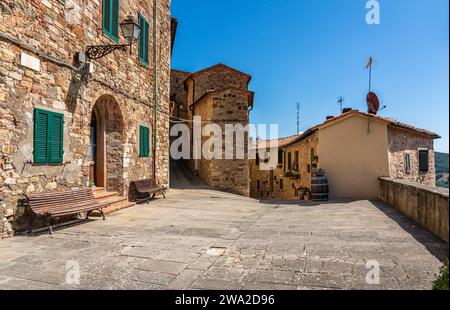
top-left (102, 0), bottom-right (120, 43)
top-left (288, 152), bottom-right (292, 171)
top-left (278, 149), bottom-right (283, 165)
top-left (419, 149), bottom-right (429, 173)
top-left (138, 14), bottom-right (149, 66)
top-left (139, 125), bottom-right (150, 157)
top-left (34, 109), bottom-right (64, 164)
top-left (405, 153), bottom-right (411, 174)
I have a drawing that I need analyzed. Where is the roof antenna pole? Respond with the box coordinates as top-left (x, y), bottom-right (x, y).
top-left (338, 97), bottom-right (344, 114)
top-left (366, 56), bottom-right (373, 92)
top-left (366, 57), bottom-right (374, 134)
top-left (296, 102), bottom-right (300, 134)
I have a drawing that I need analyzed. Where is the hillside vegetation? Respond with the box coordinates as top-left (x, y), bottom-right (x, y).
top-left (436, 152), bottom-right (449, 189)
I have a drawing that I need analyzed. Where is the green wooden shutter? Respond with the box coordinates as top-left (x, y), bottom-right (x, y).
top-left (111, 0), bottom-right (119, 41)
top-left (103, 0), bottom-right (119, 42)
top-left (49, 113), bottom-right (64, 163)
top-left (34, 109), bottom-right (50, 163)
top-left (139, 126), bottom-right (144, 156)
top-left (34, 109), bottom-right (64, 164)
top-left (139, 126), bottom-right (150, 157)
top-left (138, 14), bottom-right (149, 66)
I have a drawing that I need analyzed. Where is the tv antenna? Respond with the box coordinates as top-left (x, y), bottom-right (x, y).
top-left (366, 56), bottom-right (374, 92)
top-left (337, 97), bottom-right (344, 113)
top-left (296, 102), bottom-right (300, 134)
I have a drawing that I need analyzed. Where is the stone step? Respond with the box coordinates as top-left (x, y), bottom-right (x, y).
top-left (91, 196), bottom-right (136, 216)
top-left (92, 187), bottom-right (105, 192)
top-left (93, 190), bottom-right (119, 201)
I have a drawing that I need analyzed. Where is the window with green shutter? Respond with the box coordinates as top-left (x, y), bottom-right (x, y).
top-left (34, 108), bottom-right (64, 164)
top-left (102, 0), bottom-right (120, 43)
top-left (138, 14), bottom-right (149, 66)
top-left (139, 125), bottom-right (150, 157)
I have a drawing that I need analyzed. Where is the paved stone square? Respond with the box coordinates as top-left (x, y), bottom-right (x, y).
top-left (0, 189), bottom-right (448, 290)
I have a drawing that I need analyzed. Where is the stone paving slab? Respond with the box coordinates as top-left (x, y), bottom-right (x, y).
top-left (0, 189), bottom-right (448, 290)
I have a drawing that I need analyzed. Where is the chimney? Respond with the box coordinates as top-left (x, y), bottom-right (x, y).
top-left (342, 108), bottom-right (352, 114)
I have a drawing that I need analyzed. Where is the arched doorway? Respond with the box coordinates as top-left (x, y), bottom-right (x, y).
top-left (89, 95), bottom-right (125, 195)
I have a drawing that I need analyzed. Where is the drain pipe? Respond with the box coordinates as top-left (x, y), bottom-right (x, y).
top-left (152, 0), bottom-right (158, 180)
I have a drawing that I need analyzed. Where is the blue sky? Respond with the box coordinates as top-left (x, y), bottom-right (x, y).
top-left (171, 0), bottom-right (449, 152)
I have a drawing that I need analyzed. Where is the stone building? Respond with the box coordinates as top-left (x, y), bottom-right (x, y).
top-left (0, 0), bottom-right (172, 237)
top-left (250, 109), bottom-right (440, 200)
top-left (170, 64), bottom-right (254, 196)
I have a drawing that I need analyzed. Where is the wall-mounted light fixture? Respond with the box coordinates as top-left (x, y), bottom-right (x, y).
top-left (85, 15), bottom-right (141, 60)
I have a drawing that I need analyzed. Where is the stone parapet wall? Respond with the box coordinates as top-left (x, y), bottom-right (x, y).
top-left (379, 177), bottom-right (449, 242)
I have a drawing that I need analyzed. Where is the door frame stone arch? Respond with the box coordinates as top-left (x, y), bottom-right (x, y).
top-left (90, 94), bottom-right (125, 195)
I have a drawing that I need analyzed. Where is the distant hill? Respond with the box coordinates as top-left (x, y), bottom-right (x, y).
top-left (436, 152), bottom-right (449, 189)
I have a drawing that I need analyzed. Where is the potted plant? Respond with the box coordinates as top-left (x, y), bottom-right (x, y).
top-left (304, 189), bottom-right (311, 200)
top-left (299, 187), bottom-right (307, 200)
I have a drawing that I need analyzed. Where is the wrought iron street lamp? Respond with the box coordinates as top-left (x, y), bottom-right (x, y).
top-left (85, 15), bottom-right (141, 60)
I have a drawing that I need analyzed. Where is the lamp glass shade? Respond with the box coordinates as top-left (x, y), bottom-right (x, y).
top-left (132, 24), bottom-right (141, 40)
top-left (120, 15), bottom-right (141, 40)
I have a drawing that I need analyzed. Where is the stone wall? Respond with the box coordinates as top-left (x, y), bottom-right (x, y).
top-left (189, 64), bottom-right (251, 103)
top-left (170, 69), bottom-right (189, 115)
top-left (388, 126), bottom-right (436, 186)
top-left (191, 88), bottom-right (250, 196)
top-left (250, 132), bottom-right (318, 200)
top-left (379, 177), bottom-right (449, 242)
top-left (0, 0), bottom-right (172, 236)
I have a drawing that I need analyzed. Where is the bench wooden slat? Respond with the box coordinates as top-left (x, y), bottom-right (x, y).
top-left (26, 188), bottom-right (110, 234)
top-left (131, 178), bottom-right (167, 202)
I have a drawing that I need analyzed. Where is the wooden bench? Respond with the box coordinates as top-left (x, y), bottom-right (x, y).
top-left (130, 178), bottom-right (167, 203)
top-left (26, 188), bottom-right (110, 235)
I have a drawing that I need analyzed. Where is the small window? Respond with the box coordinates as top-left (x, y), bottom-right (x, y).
top-left (138, 13), bottom-right (149, 66)
top-left (278, 149), bottom-right (283, 165)
top-left (102, 0), bottom-right (120, 43)
top-left (256, 180), bottom-right (260, 190)
top-left (280, 179), bottom-right (284, 190)
top-left (139, 125), bottom-right (150, 157)
top-left (255, 152), bottom-right (260, 166)
top-left (34, 108), bottom-right (64, 164)
top-left (287, 152), bottom-right (292, 171)
top-left (405, 153), bottom-right (411, 174)
top-left (419, 149), bottom-right (429, 173)
top-left (294, 151), bottom-right (299, 167)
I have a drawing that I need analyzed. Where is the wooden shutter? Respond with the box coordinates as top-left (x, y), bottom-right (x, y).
top-left (111, 0), bottom-right (119, 40)
top-left (34, 109), bottom-right (49, 163)
top-left (140, 126), bottom-right (150, 157)
top-left (419, 150), bottom-right (429, 173)
top-left (288, 152), bottom-right (292, 171)
top-left (34, 109), bottom-right (64, 164)
top-left (49, 113), bottom-right (64, 163)
top-left (138, 14), bottom-right (149, 65)
top-left (103, 0), bottom-right (119, 42)
top-left (405, 153), bottom-right (411, 174)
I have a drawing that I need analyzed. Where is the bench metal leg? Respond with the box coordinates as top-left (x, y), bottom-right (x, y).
top-left (99, 209), bottom-right (106, 221)
top-left (47, 217), bottom-right (54, 235)
top-left (28, 216), bottom-right (34, 234)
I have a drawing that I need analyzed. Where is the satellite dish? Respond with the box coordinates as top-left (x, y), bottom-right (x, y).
top-left (366, 91), bottom-right (380, 115)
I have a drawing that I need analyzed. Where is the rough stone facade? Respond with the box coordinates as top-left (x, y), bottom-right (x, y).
top-left (170, 64), bottom-right (253, 196)
top-left (250, 110), bottom-right (440, 201)
top-left (250, 132), bottom-right (318, 200)
top-left (0, 0), bottom-right (172, 236)
top-left (388, 126), bottom-right (436, 186)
